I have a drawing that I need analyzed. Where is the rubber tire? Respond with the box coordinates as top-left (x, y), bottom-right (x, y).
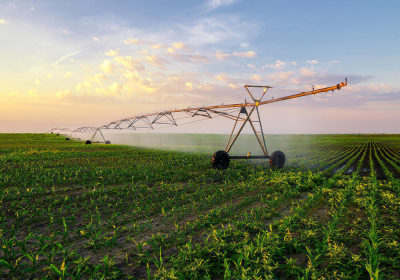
top-left (85, 140), bottom-right (91, 145)
top-left (105, 140), bottom-right (111, 144)
top-left (269, 151), bottom-right (286, 169)
top-left (66, 138), bottom-right (69, 140)
top-left (211, 150), bottom-right (230, 169)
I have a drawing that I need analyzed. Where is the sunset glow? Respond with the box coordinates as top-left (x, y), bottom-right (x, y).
top-left (1, 0), bottom-right (399, 133)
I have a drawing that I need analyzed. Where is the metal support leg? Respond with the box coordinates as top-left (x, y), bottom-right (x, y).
top-left (225, 109), bottom-right (243, 151)
top-left (225, 106), bottom-right (256, 153)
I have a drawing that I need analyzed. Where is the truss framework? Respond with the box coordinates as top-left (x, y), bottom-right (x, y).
top-left (48, 79), bottom-right (347, 157)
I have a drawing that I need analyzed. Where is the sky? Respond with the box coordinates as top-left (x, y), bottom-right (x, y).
top-left (1, 0), bottom-right (399, 134)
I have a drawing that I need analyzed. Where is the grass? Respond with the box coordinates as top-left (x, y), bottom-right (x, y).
top-left (0, 133), bottom-right (400, 279)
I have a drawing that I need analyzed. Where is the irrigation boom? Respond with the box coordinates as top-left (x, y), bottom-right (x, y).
top-left (58, 78), bottom-right (348, 169)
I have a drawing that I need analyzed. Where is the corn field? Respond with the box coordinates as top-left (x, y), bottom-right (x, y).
top-left (0, 133), bottom-right (399, 279)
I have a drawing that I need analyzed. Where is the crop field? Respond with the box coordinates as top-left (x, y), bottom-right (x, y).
top-left (1, 133), bottom-right (400, 279)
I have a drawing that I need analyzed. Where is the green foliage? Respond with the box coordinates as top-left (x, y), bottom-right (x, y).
top-left (0, 133), bottom-right (400, 279)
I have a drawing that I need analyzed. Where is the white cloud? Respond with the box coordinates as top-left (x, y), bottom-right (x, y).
top-left (171, 42), bottom-right (190, 51)
top-left (291, 61), bottom-right (297, 66)
top-left (247, 64), bottom-right (255, 69)
top-left (264, 60), bottom-right (286, 69)
top-left (233, 51), bottom-right (257, 58)
top-left (31, 7), bottom-right (34, 10)
top-left (167, 48), bottom-right (175, 53)
top-left (300, 67), bottom-right (316, 77)
top-left (123, 39), bottom-right (148, 45)
top-left (93, 37), bottom-right (99, 41)
top-left (215, 51), bottom-right (231, 60)
top-left (215, 72), bottom-right (235, 83)
top-left (267, 71), bottom-right (294, 81)
top-left (185, 82), bottom-right (193, 90)
top-left (136, 50), bottom-right (149, 55)
top-left (306, 60), bottom-right (318, 64)
top-left (146, 55), bottom-right (170, 67)
top-left (152, 44), bottom-right (166, 49)
top-left (35, 79), bottom-right (41, 85)
top-left (28, 89), bottom-right (39, 98)
top-left (114, 56), bottom-right (145, 71)
top-left (52, 47), bottom-right (88, 66)
top-left (327, 61), bottom-right (340, 64)
top-left (64, 71), bottom-right (73, 78)
top-left (63, 30), bottom-right (70, 34)
top-left (206, 0), bottom-right (237, 11)
top-left (105, 49), bottom-right (120, 57)
top-left (47, 74), bottom-right (52, 78)
top-left (108, 82), bottom-right (122, 96)
top-left (0, 19), bottom-right (9, 25)
top-left (95, 82), bottom-right (122, 97)
top-left (165, 53), bottom-right (209, 64)
top-left (250, 74), bottom-right (263, 82)
top-left (56, 90), bottom-right (71, 99)
top-left (100, 60), bottom-right (117, 73)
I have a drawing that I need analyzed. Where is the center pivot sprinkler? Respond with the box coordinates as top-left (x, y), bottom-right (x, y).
top-left (211, 80), bottom-right (347, 169)
top-left (55, 79), bottom-right (347, 169)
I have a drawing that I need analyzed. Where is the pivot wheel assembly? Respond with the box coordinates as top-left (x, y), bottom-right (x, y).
top-left (269, 151), bottom-right (286, 168)
top-left (212, 150), bottom-right (230, 169)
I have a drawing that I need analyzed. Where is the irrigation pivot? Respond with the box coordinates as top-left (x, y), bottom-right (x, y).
top-left (81, 79), bottom-right (348, 169)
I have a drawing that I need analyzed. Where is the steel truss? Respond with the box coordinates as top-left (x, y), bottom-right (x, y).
top-left (50, 79), bottom-right (347, 166)
top-left (68, 127), bottom-right (97, 140)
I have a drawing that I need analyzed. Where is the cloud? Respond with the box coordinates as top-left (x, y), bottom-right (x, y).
top-left (165, 53), bottom-right (209, 64)
top-left (93, 37), bottom-right (99, 41)
top-left (145, 55), bottom-right (171, 67)
top-left (182, 16), bottom-right (253, 46)
top-left (152, 44), bottom-right (166, 49)
top-left (108, 82), bottom-right (122, 96)
top-left (206, 0), bottom-right (237, 11)
top-left (95, 82), bottom-right (122, 97)
top-left (215, 51), bottom-right (231, 60)
top-left (215, 72), bottom-right (235, 83)
top-left (250, 74), bottom-right (263, 82)
top-left (233, 51), bottom-right (257, 58)
top-left (28, 89), bottom-right (39, 98)
top-left (291, 61), bottom-right (297, 66)
top-left (123, 39), bottom-right (149, 45)
top-left (63, 30), bottom-right (70, 34)
top-left (185, 82), bottom-right (193, 90)
top-left (100, 59), bottom-right (117, 73)
top-left (267, 71), bottom-right (294, 82)
top-left (264, 60), bottom-right (286, 69)
top-left (35, 79), bottom-right (41, 85)
top-left (247, 64), bottom-right (255, 69)
top-left (136, 50), bottom-right (149, 55)
top-left (114, 56), bottom-right (145, 71)
top-left (56, 90), bottom-right (71, 99)
top-left (64, 71), bottom-right (74, 78)
top-left (91, 73), bottom-right (107, 84)
top-left (47, 74), bottom-right (52, 78)
top-left (328, 61), bottom-right (340, 64)
top-left (31, 7), bottom-right (34, 10)
top-left (1, 19), bottom-right (9, 25)
top-left (171, 42), bottom-right (190, 51)
top-left (300, 67), bottom-right (316, 77)
top-left (53, 47), bottom-right (89, 66)
top-left (167, 48), bottom-right (175, 53)
top-left (105, 49), bottom-right (120, 56)
top-left (306, 60), bottom-right (318, 64)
